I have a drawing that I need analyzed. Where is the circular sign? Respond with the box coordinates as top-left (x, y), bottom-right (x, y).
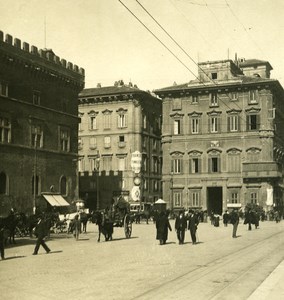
top-left (133, 176), bottom-right (141, 186)
top-left (131, 186), bottom-right (140, 201)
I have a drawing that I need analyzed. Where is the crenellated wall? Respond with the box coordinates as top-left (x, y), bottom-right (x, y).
top-left (0, 30), bottom-right (85, 86)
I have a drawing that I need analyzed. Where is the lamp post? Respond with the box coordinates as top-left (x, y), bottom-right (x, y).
top-left (33, 134), bottom-right (37, 215)
top-left (170, 171), bottom-right (174, 212)
top-left (95, 151), bottom-right (100, 210)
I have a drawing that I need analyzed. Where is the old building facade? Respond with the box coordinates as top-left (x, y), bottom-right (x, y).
top-left (78, 82), bottom-right (162, 210)
top-left (155, 58), bottom-right (284, 215)
top-left (0, 31), bottom-right (84, 214)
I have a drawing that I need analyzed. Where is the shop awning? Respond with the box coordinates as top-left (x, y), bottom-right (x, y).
top-left (42, 194), bottom-right (70, 207)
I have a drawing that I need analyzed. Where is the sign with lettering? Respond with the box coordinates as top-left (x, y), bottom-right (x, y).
top-left (131, 151), bottom-right (142, 174)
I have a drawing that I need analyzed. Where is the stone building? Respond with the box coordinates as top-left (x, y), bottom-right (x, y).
top-left (0, 31), bottom-right (84, 214)
top-left (78, 81), bottom-right (162, 210)
top-left (154, 58), bottom-right (284, 215)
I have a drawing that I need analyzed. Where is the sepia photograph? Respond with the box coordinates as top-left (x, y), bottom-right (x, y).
top-left (1, 1), bottom-right (284, 299)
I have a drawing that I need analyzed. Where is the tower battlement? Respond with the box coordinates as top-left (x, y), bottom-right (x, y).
top-left (0, 30), bottom-right (85, 84)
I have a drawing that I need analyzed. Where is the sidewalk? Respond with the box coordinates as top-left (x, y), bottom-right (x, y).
top-left (248, 260), bottom-right (284, 300)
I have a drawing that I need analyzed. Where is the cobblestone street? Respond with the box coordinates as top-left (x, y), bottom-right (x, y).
top-left (1, 219), bottom-right (284, 300)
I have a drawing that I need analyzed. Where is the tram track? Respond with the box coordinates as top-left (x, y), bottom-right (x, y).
top-left (133, 230), bottom-right (284, 300)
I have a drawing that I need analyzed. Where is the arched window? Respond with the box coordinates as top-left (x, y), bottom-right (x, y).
top-left (0, 172), bottom-right (6, 194)
top-left (60, 176), bottom-right (67, 195)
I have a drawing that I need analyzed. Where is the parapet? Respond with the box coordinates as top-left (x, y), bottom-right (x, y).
top-left (0, 30), bottom-right (85, 77)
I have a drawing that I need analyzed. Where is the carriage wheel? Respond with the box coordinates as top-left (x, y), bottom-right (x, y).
top-left (124, 214), bottom-right (132, 238)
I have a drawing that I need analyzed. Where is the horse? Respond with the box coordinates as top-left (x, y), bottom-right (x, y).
top-left (92, 211), bottom-right (113, 242)
top-left (0, 211), bottom-right (26, 244)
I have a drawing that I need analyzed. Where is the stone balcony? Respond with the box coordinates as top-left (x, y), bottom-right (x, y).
top-left (242, 162), bottom-right (282, 179)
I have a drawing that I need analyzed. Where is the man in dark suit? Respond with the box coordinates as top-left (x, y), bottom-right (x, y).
top-left (33, 214), bottom-right (51, 255)
top-left (175, 210), bottom-right (187, 244)
top-left (230, 209), bottom-right (240, 238)
top-left (188, 210), bottom-right (199, 245)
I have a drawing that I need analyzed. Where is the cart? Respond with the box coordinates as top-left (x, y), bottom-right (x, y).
top-left (112, 197), bottom-right (132, 239)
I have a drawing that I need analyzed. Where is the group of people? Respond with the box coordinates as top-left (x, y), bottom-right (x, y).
top-left (155, 209), bottom-right (199, 245)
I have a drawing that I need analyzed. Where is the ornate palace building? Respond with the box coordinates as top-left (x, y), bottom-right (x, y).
top-left (0, 31), bottom-right (84, 214)
top-left (154, 58), bottom-right (284, 214)
top-left (78, 81), bottom-right (162, 210)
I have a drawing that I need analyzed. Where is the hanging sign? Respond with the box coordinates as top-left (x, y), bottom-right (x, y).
top-left (131, 151), bottom-right (142, 174)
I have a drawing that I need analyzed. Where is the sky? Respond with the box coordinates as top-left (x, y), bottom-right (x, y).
top-left (1, 0), bottom-right (284, 91)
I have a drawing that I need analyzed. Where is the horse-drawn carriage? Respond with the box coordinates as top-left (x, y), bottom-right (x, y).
top-left (95, 197), bottom-right (132, 242)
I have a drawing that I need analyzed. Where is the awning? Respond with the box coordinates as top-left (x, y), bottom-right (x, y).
top-left (42, 194), bottom-right (70, 207)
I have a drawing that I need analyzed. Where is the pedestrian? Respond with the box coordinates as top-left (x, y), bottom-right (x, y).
top-left (223, 210), bottom-right (229, 227)
top-left (213, 213), bottom-right (220, 227)
top-left (188, 210), bottom-right (199, 245)
top-left (156, 211), bottom-right (172, 245)
top-left (230, 209), bottom-right (239, 238)
top-left (0, 227), bottom-right (5, 260)
top-left (244, 208), bottom-right (254, 230)
top-left (73, 214), bottom-right (81, 241)
top-left (33, 214), bottom-right (51, 255)
top-left (175, 209), bottom-right (187, 244)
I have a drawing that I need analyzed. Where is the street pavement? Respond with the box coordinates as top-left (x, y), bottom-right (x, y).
top-left (1, 218), bottom-right (284, 300)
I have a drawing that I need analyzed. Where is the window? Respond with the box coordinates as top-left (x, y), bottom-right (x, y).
top-left (209, 157), bottom-right (220, 173)
top-left (173, 98), bottom-right (182, 110)
top-left (191, 118), bottom-right (199, 134)
top-left (210, 92), bottom-right (218, 106)
top-left (228, 150), bottom-right (241, 172)
top-left (210, 117), bottom-right (219, 133)
top-left (172, 158), bottom-right (182, 174)
top-left (0, 117), bottom-right (11, 143)
top-left (231, 192), bottom-right (238, 204)
top-left (192, 95), bottom-right (199, 104)
top-left (60, 128), bottom-right (70, 151)
top-left (192, 192), bottom-right (200, 207)
top-left (90, 116), bottom-right (97, 130)
top-left (153, 157), bottom-right (158, 173)
top-left (247, 114), bottom-right (260, 131)
top-left (104, 113), bottom-right (111, 129)
top-left (78, 137), bottom-right (83, 149)
top-left (60, 176), bottom-right (67, 195)
top-left (249, 90), bottom-right (257, 103)
top-left (89, 137), bottom-right (97, 149)
top-left (118, 114), bottom-right (127, 128)
top-left (119, 135), bottom-right (125, 142)
top-left (104, 136), bottom-right (111, 148)
top-left (0, 82), bottom-right (8, 97)
top-left (0, 172), bottom-right (7, 194)
top-left (228, 115), bottom-right (239, 132)
top-left (78, 158), bottom-right (85, 172)
top-left (250, 192), bottom-right (258, 204)
top-left (153, 180), bottom-right (158, 191)
top-left (102, 156), bottom-right (112, 171)
top-left (191, 158), bottom-right (200, 173)
top-left (33, 91), bottom-right (41, 105)
top-left (173, 192), bottom-right (182, 207)
top-left (117, 156), bottom-right (126, 171)
top-left (143, 115), bottom-right (147, 129)
top-left (211, 73), bottom-right (217, 80)
top-left (231, 92), bottom-right (238, 101)
top-left (31, 124), bottom-right (43, 148)
top-left (174, 119), bottom-right (181, 135)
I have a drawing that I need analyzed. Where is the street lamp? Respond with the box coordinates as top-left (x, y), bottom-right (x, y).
top-left (170, 171), bottom-right (174, 212)
top-left (95, 151), bottom-right (100, 210)
top-left (33, 133), bottom-right (38, 215)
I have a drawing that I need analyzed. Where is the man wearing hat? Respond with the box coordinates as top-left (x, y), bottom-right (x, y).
top-left (175, 209), bottom-right (187, 244)
top-left (32, 214), bottom-right (51, 255)
top-left (188, 210), bottom-right (199, 245)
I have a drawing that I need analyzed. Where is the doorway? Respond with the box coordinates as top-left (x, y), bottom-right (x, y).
top-left (207, 187), bottom-right (223, 215)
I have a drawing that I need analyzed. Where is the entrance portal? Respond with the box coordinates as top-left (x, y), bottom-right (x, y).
top-left (207, 187), bottom-right (223, 215)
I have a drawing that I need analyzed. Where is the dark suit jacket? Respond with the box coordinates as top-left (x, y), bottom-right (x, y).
top-left (175, 215), bottom-right (187, 230)
top-left (188, 214), bottom-right (199, 232)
